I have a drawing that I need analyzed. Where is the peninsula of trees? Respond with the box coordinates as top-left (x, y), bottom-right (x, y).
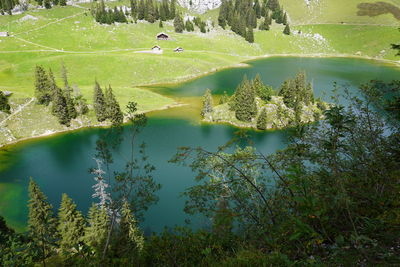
top-left (201, 72), bottom-right (329, 130)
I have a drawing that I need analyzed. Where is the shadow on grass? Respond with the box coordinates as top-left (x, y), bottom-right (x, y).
top-left (357, 1), bottom-right (400, 20)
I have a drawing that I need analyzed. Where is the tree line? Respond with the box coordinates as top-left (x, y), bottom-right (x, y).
top-left (34, 63), bottom-right (123, 127)
top-left (218, 0), bottom-right (290, 42)
top-left (0, 0), bottom-right (19, 14)
top-left (37, 0), bottom-right (67, 10)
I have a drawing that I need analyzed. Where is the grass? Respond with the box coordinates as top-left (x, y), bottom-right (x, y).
top-left (0, 2), bottom-right (399, 145)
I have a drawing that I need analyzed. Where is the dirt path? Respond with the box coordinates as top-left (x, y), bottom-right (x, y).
top-left (0, 98), bottom-right (34, 126)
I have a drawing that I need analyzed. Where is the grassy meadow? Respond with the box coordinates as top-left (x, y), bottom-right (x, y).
top-left (0, 0), bottom-right (399, 146)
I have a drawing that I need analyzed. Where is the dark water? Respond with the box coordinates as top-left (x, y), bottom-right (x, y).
top-left (0, 57), bottom-right (399, 232)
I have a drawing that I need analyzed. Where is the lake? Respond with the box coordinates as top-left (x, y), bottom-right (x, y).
top-left (0, 56), bottom-right (399, 232)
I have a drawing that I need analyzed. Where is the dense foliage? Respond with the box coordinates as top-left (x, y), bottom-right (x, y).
top-left (0, 0), bottom-right (19, 14)
top-left (34, 64), bottom-right (89, 126)
top-left (218, 0), bottom-right (288, 42)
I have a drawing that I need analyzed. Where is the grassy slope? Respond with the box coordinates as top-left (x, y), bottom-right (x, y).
top-left (0, 1), bottom-right (399, 145)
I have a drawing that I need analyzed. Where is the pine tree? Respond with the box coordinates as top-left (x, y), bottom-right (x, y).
top-left (254, 0), bottom-right (261, 19)
top-left (159, 19), bottom-right (163, 28)
top-left (93, 81), bottom-right (107, 122)
top-left (283, 23), bottom-right (290, 35)
top-left (138, 0), bottom-right (145, 20)
top-left (256, 108), bottom-right (268, 130)
top-left (28, 178), bottom-right (57, 267)
top-left (234, 75), bottom-right (257, 122)
top-left (173, 12), bottom-right (184, 33)
top-left (34, 65), bottom-right (52, 105)
top-left (259, 18), bottom-right (270, 30)
top-left (105, 85), bottom-right (123, 125)
top-left (201, 88), bottom-right (213, 118)
top-left (64, 88), bottom-right (77, 120)
top-left (130, 0), bottom-right (138, 21)
top-left (245, 27), bottom-right (254, 43)
top-left (282, 12), bottom-right (287, 25)
top-left (52, 86), bottom-right (70, 126)
top-left (59, 0), bottom-right (66, 6)
top-left (85, 203), bottom-right (109, 254)
top-left (58, 193), bottom-right (85, 256)
top-left (0, 91), bottom-right (10, 113)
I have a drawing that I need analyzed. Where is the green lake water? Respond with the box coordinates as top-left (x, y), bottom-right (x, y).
top-left (0, 57), bottom-right (399, 232)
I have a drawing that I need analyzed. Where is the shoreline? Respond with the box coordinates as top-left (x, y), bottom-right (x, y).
top-left (1, 53), bottom-right (399, 149)
top-left (0, 102), bottom-right (186, 149)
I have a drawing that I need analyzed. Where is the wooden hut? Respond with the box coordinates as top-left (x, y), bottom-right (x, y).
top-left (174, 47), bottom-right (184, 52)
top-left (156, 32), bottom-right (169, 40)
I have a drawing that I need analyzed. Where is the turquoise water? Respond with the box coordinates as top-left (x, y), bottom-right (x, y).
top-left (0, 57), bottom-right (399, 232)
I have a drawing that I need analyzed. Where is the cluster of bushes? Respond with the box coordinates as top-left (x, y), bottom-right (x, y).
top-left (34, 64), bottom-right (88, 126)
top-left (218, 0), bottom-right (290, 42)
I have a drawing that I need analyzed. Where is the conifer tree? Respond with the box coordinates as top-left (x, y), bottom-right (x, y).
top-left (234, 75), bottom-right (257, 122)
top-left (138, 0), bottom-right (145, 20)
top-left (44, 0), bottom-right (51, 9)
top-left (259, 17), bottom-right (270, 30)
top-left (254, 0), bottom-right (261, 19)
top-left (64, 88), bottom-right (77, 121)
top-left (169, 0), bottom-right (176, 20)
top-left (85, 203), bottom-right (109, 254)
top-left (34, 65), bottom-right (52, 105)
top-left (173, 12), bottom-right (184, 33)
top-left (282, 12), bottom-right (287, 25)
top-left (159, 19), bottom-right (163, 28)
top-left (201, 88), bottom-right (213, 118)
top-left (219, 91), bottom-right (230, 104)
top-left (28, 178), bottom-right (57, 267)
top-left (93, 81), bottom-right (107, 122)
top-left (256, 108), bottom-right (268, 130)
top-left (283, 23), bottom-right (290, 35)
top-left (212, 198), bottom-right (233, 241)
top-left (0, 91), bottom-right (10, 113)
top-left (59, 0), bottom-right (66, 6)
top-left (58, 193), bottom-right (85, 256)
top-left (118, 201), bottom-right (144, 254)
top-left (130, 0), bottom-right (138, 21)
top-left (52, 86), bottom-right (70, 126)
top-left (245, 27), bottom-right (254, 43)
top-left (105, 85), bottom-right (123, 125)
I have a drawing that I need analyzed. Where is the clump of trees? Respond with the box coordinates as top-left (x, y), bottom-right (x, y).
top-left (0, 91), bottom-right (11, 113)
top-left (218, 0), bottom-right (289, 42)
top-left (201, 88), bottom-right (213, 118)
top-left (0, 0), bottom-right (19, 14)
top-left (34, 64), bottom-right (88, 126)
top-left (36, 0), bottom-right (67, 10)
top-left (93, 82), bottom-right (123, 125)
top-left (93, 1), bottom-right (128, 24)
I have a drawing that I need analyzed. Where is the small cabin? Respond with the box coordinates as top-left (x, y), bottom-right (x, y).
top-left (156, 32), bottom-right (169, 40)
top-left (174, 47), bottom-right (184, 53)
top-left (152, 45), bottom-right (161, 51)
top-left (0, 32), bottom-right (9, 37)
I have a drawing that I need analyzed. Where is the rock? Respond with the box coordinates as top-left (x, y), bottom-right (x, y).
top-left (19, 15), bottom-right (38, 22)
top-left (178, 0), bottom-right (221, 14)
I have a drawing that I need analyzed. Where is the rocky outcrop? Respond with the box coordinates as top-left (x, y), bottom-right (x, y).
top-left (177, 0), bottom-right (221, 14)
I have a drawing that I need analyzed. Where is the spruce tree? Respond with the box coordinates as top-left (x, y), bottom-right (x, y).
top-left (85, 203), bottom-right (109, 254)
top-left (245, 27), bottom-right (254, 43)
top-left (44, 0), bottom-right (51, 9)
top-left (58, 193), bottom-right (85, 256)
top-left (105, 85), bottom-right (123, 125)
top-left (52, 86), bottom-right (70, 126)
top-left (256, 108), bottom-right (268, 130)
top-left (35, 65), bottom-right (52, 105)
top-left (64, 88), bottom-right (77, 120)
top-left (169, 0), bottom-right (176, 20)
top-left (28, 178), bottom-right (57, 267)
top-left (201, 88), bottom-right (213, 118)
top-left (282, 12), bottom-right (287, 25)
top-left (138, 0), bottom-right (145, 20)
top-left (0, 91), bottom-right (10, 113)
top-left (59, 0), bottom-right (66, 6)
top-left (283, 23), bottom-right (290, 35)
top-left (93, 81), bottom-right (107, 122)
top-left (159, 19), bottom-right (163, 28)
top-left (219, 91), bottom-right (230, 105)
top-left (234, 75), bottom-right (257, 122)
top-left (173, 12), bottom-right (184, 33)
top-left (118, 201), bottom-right (144, 255)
